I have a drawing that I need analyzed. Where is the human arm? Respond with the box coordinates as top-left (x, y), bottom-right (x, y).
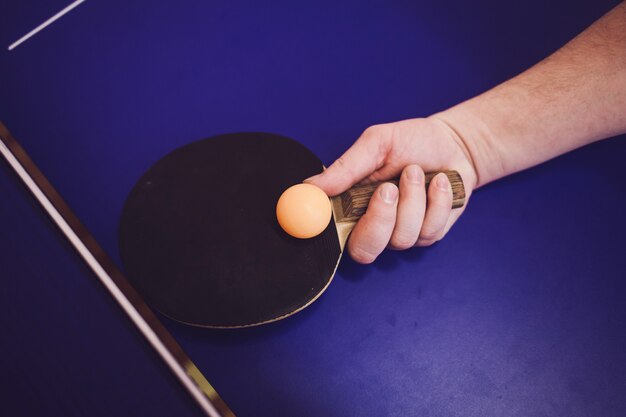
top-left (307, 2), bottom-right (626, 263)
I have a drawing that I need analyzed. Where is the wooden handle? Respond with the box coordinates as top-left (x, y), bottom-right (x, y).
top-left (332, 170), bottom-right (465, 224)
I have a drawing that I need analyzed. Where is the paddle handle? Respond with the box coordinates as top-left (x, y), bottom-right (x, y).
top-left (332, 170), bottom-right (465, 224)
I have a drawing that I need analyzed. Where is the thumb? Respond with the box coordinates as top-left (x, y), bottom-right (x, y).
top-left (304, 126), bottom-right (391, 196)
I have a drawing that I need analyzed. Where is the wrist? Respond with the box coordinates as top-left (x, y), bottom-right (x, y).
top-left (431, 100), bottom-right (506, 188)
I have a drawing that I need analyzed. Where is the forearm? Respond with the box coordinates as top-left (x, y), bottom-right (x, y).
top-left (435, 2), bottom-right (626, 187)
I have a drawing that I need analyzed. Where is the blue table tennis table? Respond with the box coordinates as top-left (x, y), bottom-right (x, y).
top-left (1, 1), bottom-right (625, 416)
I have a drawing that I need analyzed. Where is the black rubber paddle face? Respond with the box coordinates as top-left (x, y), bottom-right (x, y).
top-left (119, 133), bottom-right (341, 328)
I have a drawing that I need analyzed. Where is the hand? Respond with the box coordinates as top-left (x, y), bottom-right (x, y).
top-left (306, 117), bottom-right (478, 264)
top-left (309, 3), bottom-right (626, 263)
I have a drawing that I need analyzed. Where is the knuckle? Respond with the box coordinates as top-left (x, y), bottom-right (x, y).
top-left (389, 233), bottom-right (416, 250)
top-left (332, 156), bottom-right (357, 180)
top-left (417, 228), bottom-right (441, 246)
top-left (416, 237), bottom-right (437, 247)
top-left (333, 156), bottom-right (349, 170)
top-left (363, 124), bottom-right (392, 140)
top-left (363, 124), bottom-right (382, 137)
top-left (360, 124), bottom-right (394, 169)
top-left (348, 245), bottom-right (378, 264)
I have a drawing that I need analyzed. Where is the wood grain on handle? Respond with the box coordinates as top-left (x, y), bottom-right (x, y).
top-left (332, 170), bottom-right (465, 224)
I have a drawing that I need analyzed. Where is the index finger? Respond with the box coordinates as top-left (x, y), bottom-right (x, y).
top-left (305, 125), bottom-right (393, 196)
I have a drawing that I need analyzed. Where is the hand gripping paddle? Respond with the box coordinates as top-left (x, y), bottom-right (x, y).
top-left (119, 133), bottom-right (465, 328)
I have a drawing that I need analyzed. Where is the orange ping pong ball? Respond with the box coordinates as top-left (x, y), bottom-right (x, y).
top-left (276, 183), bottom-right (332, 239)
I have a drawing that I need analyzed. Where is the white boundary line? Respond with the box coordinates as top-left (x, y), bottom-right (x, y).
top-left (8, 0), bottom-right (86, 50)
top-left (0, 138), bottom-right (223, 417)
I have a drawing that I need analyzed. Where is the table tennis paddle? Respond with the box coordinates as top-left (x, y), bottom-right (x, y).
top-left (119, 132), bottom-right (465, 328)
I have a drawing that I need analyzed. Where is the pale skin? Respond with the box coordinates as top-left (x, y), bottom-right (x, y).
top-left (306, 2), bottom-right (626, 264)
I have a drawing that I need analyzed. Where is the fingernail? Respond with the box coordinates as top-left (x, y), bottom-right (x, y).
top-left (304, 173), bottom-right (322, 183)
top-left (406, 165), bottom-right (422, 184)
top-left (380, 183), bottom-right (398, 204)
top-left (436, 173), bottom-right (449, 191)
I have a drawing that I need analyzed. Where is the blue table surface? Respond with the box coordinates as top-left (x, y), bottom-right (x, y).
top-left (1, 1), bottom-right (625, 416)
